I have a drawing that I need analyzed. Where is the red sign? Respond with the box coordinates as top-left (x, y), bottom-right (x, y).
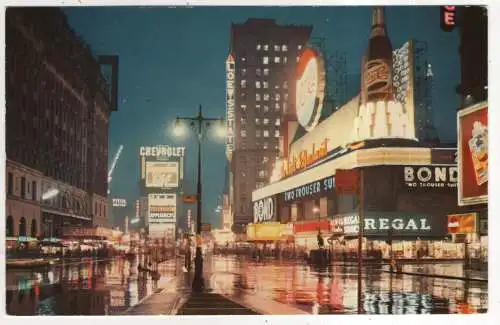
top-left (441, 6), bottom-right (456, 32)
top-left (447, 213), bottom-right (477, 234)
top-left (335, 169), bottom-right (360, 195)
top-left (458, 102), bottom-right (488, 206)
top-left (294, 219), bottom-right (330, 233)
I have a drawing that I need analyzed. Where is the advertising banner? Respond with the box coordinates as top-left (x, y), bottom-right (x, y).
top-left (145, 161), bottom-right (179, 188)
top-left (112, 198), bottom-right (127, 207)
top-left (252, 223), bottom-right (287, 241)
top-left (293, 219), bottom-right (330, 233)
top-left (253, 196), bottom-right (277, 223)
top-left (447, 213), bottom-right (477, 235)
top-left (457, 101), bottom-right (488, 206)
top-left (281, 175), bottom-right (335, 204)
top-left (339, 212), bottom-right (446, 237)
top-left (403, 165), bottom-right (458, 190)
top-left (148, 193), bottom-right (176, 224)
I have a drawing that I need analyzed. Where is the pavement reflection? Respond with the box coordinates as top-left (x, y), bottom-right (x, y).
top-left (208, 255), bottom-right (487, 314)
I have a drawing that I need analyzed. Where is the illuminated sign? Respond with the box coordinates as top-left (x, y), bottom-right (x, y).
top-left (342, 214), bottom-right (437, 236)
top-left (282, 175), bottom-right (335, 203)
top-left (440, 6), bottom-right (457, 32)
top-left (296, 48), bottom-right (326, 132)
top-left (392, 42), bottom-right (411, 104)
top-left (364, 59), bottom-right (391, 96)
top-left (139, 145), bottom-right (185, 157)
top-left (112, 198), bottom-right (127, 207)
top-left (404, 166), bottom-right (458, 189)
top-left (447, 213), bottom-right (477, 235)
top-left (281, 139), bottom-right (328, 178)
top-left (148, 193), bottom-right (176, 224)
top-left (135, 200), bottom-right (140, 218)
top-left (226, 54), bottom-right (235, 160)
top-left (253, 197), bottom-right (275, 223)
top-left (458, 102), bottom-right (488, 206)
top-left (145, 161), bottom-right (179, 188)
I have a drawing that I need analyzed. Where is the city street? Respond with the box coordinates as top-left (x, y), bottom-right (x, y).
top-left (6, 254), bottom-right (488, 315)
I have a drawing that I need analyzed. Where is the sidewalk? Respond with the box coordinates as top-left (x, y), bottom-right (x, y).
top-left (176, 292), bottom-right (260, 315)
top-left (379, 262), bottom-right (487, 282)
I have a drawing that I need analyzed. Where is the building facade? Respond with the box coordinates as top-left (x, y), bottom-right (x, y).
top-left (5, 7), bottom-right (116, 239)
top-left (227, 18), bottom-right (313, 227)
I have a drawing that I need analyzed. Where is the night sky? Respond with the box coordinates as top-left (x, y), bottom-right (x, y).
top-left (63, 6), bottom-right (460, 228)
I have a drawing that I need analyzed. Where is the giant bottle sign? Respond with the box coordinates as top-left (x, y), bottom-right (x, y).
top-left (364, 59), bottom-right (391, 96)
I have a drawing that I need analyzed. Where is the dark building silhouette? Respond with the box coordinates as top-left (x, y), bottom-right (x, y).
top-left (456, 6), bottom-right (488, 107)
top-left (5, 7), bottom-right (117, 235)
top-left (227, 18), bottom-right (312, 227)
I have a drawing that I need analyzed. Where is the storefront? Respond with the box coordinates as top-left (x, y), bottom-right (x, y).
top-left (293, 219), bottom-right (331, 251)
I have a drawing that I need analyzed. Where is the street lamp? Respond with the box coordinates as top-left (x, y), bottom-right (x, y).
top-left (174, 104), bottom-right (225, 292)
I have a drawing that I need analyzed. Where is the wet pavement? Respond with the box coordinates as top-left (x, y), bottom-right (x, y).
top-left (5, 254), bottom-right (488, 315)
top-left (5, 256), bottom-right (180, 315)
top-left (206, 255), bottom-right (488, 314)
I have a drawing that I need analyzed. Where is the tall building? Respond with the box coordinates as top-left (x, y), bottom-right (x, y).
top-left (456, 6), bottom-right (488, 107)
top-left (5, 8), bottom-right (117, 239)
top-left (227, 18), bottom-right (312, 228)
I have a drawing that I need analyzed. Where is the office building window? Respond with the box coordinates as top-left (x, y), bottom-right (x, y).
top-left (7, 172), bottom-right (13, 195)
top-left (275, 130), bottom-right (280, 137)
top-left (283, 57), bottom-right (288, 64)
top-left (263, 142), bottom-right (268, 149)
top-left (283, 81), bottom-right (288, 89)
top-left (256, 93), bottom-right (261, 101)
top-left (241, 57), bottom-right (247, 62)
top-left (297, 56), bottom-right (300, 62)
top-left (241, 80), bottom-right (247, 88)
top-left (241, 141), bottom-right (247, 150)
top-left (263, 130), bottom-right (269, 138)
top-left (241, 92), bottom-right (247, 100)
top-left (263, 68), bottom-right (269, 76)
top-left (284, 93), bottom-right (289, 101)
top-left (263, 93), bottom-right (270, 101)
top-left (256, 130), bottom-right (261, 137)
top-left (263, 44), bottom-right (269, 51)
top-left (256, 44), bottom-right (262, 51)
top-left (274, 56), bottom-right (280, 63)
top-left (240, 117), bottom-right (246, 125)
top-left (255, 81), bottom-right (261, 89)
top-left (241, 104), bottom-right (247, 111)
top-left (256, 68), bottom-right (261, 76)
top-left (241, 68), bottom-right (247, 76)
top-left (20, 177), bottom-right (26, 198)
top-left (258, 170), bottom-right (266, 178)
top-left (283, 103), bottom-right (287, 113)
top-left (274, 45), bottom-right (280, 51)
top-left (263, 81), bottom-right (269, 89)
top-left (32, 181), bottom-right (37, 201)
top-left (263, 156), bottom-right (269, 163)
top-left (275, 103), bottom-right (280, 110)
top-left (263, 105), bottom-right (269, 113)
top-left (255, 118), bottom-right (260, 125)
top-left (282, 44), bottom-right (288, 52)
top-left (298, 45), bottom-right (302, 50)
top-left (241, 130), bottom-right (247, 137)
top-left (263, 56), bottom-right (269, 65)
top-left (275, 119), bottom-right (280, 126)
top-left (263, 118), bottom-right (269, 125)
top-left (275, 93), bottom-right (281, 101)
top-left (275, 84), bottom-right (280, 89)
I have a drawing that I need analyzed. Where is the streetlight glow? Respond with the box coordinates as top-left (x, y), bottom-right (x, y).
top-left (313, 206), bottom-right (320, 214)
top-left (173, 117), bottom-right (184, 137)
top-left (215, 119), bottom-right (226, 139)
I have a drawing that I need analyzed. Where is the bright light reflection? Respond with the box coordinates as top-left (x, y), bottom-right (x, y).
top-left (173, 120), bottom-right (185, 137)
top-left (215, 121), bottom-right (227, 138)
top-left (42, 189), bottom-right (59, 200)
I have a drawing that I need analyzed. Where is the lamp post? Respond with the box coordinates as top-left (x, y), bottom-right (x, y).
top-left (174, 104), bottom-right (225, 292)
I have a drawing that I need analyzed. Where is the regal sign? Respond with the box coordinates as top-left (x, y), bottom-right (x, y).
top-left (253, 197), bottom-right (275, 223)
top-left (226, 54), bottom-right (235, 160)
top-left (282, 175), bottom-right (335, 203)
top-left (340, 213), bottom-right (444, 237)
top-left (280, 139), bottom-right (328, 178)
top-left (404, 166), bottom-right (458, 189)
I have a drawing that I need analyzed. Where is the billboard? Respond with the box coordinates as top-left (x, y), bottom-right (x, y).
top-left (145, 161), bottom-right (179, 188)
top-left (295, 48), bottom-right (326, 132)
top-left (148, 193), bottom-right (176, 224)
top-left (457, 101), bottom-right (488, 206)
top-left (226, 54), bottom-right (235, 160)
top-left (447, 213), bottom-right (477, 235)
top-left (112, 198), bottom-right (127, 207)
top-left (403, 165), bottom-right (458, 190)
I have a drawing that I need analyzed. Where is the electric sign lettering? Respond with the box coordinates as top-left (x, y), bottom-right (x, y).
top-left (226, 54), bottom-right (235, 159)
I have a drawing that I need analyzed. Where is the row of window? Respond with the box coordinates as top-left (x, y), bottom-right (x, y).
top-left (240, 129), bottom-right (280, 138)
top-left (239, 142), bottom-right (280, 151)
top-left (5, 216), bottom-right (37, 237)
top-left (240, 104), bottom-right (286, 115)
top-left (7, 172), bottom-right (37, 201)
top-left (256, 44), bottom-right (299, 52)
top-left (255, 92), bottom-right (289, 102)
top-left (240, 68), bottom-right (270, 77)
top-left (240, 117), bottom-right (281, 126)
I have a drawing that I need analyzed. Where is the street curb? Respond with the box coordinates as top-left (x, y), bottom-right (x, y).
top-left (380, 269), bottom-right (488, 282)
